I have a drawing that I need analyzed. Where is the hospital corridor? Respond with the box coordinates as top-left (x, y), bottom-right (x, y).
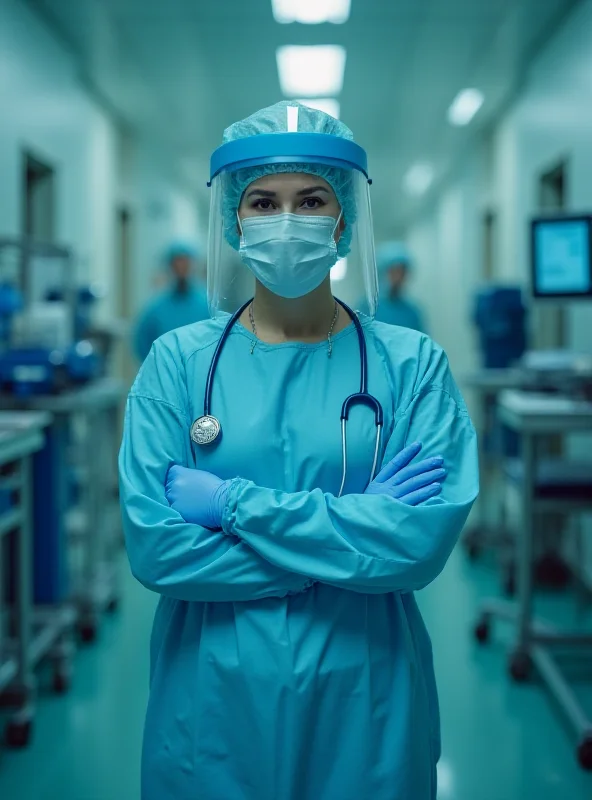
top-left (1, 1), bottom-right (592, 799)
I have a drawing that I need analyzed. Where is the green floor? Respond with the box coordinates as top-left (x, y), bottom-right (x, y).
top-left (1, 549), bottom-right (591, 800)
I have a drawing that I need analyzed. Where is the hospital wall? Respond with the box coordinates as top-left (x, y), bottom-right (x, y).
top-left (130, 141), bottom-right (205, 316)
top-left (407, 0), bottom-right (592, 367)
top-left (406, 149), bottom-right (483, 386)
top-left (0, 0), bottom-right (118, 306)
top-left (406, 0), bottom-right (592, 568)
top-left (0, 0), bottom-right (202, 327)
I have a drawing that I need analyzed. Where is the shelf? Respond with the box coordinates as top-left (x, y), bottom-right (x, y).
top-left (0, 508), bottom-right (23, 538)
top-left (0, 654), bottom-right (18, 693)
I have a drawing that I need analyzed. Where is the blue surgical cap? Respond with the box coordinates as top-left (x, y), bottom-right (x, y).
top-left (221, 101), bottom-right (356, 257)
top-left (164, 242), bottom-right (201, 266)
top-left (376, 242), bottom-right (413, 274)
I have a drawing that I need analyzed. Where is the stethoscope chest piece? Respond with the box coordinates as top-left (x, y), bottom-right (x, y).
top-left (190, 415), bottom-right (221, 446)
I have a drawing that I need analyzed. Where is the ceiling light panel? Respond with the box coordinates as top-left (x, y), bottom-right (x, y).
top-left (277, 46), bottom-right (346, 97)
top-left (272, 0), bottom-right (351, 24)
top-left (447, 88), bottom-right (484, 126)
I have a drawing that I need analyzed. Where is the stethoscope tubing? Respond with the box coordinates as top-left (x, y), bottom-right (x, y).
top-left (201, 297), bottom-right (384, 496)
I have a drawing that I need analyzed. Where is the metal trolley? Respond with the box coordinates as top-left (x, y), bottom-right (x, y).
top-left (0, 412), bottom-right (75, 749)
top-left (0, 379), bottom-right (126, 642)
top-left (474, 390), bottom-right (592, 770)
top-left (0, 236), bottom-right (125, 642)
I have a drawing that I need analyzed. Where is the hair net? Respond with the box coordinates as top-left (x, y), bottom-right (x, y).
top-left (376, 242), bottom-right (413, 274)
top-left (163, 242), bottom-right (202, 266)
top-left (221, 101), bottom-right (356, 258)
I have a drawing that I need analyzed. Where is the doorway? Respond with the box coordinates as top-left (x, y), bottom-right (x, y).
top-left (115, 206), bottom-right (135, 391)
top-left (481, 209), bottom-right (497, 282)
top-left (535, 159), bottom-right (568, 348)
top-left (22, 151), bottom-right (56, 242)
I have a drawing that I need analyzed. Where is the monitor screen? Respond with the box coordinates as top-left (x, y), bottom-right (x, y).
top-left (531, 216), bottom-right (592, 298)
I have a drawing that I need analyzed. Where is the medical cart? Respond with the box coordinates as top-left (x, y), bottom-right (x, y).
top-left (0, 378), bottom-right (125, 642)
top-left (473, 390), bottom-right (592, 769)
top-left (0, 411), bottom-right (75, 748)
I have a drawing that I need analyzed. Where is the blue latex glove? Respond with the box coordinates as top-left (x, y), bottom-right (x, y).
top-left (364, 442), bottom-right (446, 506)
top-left (165, 465), bottom-right (232, 530)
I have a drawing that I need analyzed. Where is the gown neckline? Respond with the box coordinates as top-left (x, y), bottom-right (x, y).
top-left (231, 314), bottom-right (370, 352)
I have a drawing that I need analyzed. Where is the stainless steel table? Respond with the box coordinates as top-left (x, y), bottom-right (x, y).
top-left (0, 412), bottom-right (75, 748)
top-left (474, 390), bottom-right (592, 769)
top-left (0, 379), bottom-right (125, 641)
top-left (461, 369), bottom-right (530, 560)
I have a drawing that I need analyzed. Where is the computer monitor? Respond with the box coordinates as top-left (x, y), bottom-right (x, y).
top-left (530, 215), bottom-right (592, 299)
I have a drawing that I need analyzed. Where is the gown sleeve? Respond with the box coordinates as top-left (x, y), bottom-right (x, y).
top-left (222, 345), bottom-right (479, 594)
top-left (119, 339), bottom-right (312, 602)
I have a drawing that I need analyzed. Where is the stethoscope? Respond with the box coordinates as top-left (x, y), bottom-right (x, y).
top-left (190, 298), bottom-right (384, 497)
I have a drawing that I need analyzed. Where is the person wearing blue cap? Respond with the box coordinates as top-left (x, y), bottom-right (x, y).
top-left (132, 243), bottom-right (209, 362)
top-left (374, 241), bottom-right (428, 333)
top-left (119, 101), bottom-right (478, 800)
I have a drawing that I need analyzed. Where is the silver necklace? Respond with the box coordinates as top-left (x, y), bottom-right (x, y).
top-left (249, 301), bottom-right (340, 357)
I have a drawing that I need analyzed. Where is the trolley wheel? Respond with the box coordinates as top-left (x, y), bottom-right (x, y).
top-left (474, 619), bottom-right (490, 644)
top-left (79, 622), bottom-right (97, 643)
top-left (577, 737), bottom-right (592, 770)
top-left (508, 651), bottom-right (531, 682)
top-left (536, 552), bottom-right (571, 590)
top-left (106, 597), bottom-right (119, 614)
top-left (52, 669), bottom-right (71, 695)
top-left (5, 719), bottom-right (32, 749)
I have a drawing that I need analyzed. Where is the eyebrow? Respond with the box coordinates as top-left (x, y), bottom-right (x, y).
top-left (246, 189), bottom-right (276, 198)
top-left (245, 185), bottom-right (330, 199)
top-left (296, 186), bottom-right (330, 196)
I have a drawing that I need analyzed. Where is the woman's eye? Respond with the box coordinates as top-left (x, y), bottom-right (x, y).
top-left (254, 199), bottom-right (275, 211)
top-left (301, 197), bottom-right (323, 210)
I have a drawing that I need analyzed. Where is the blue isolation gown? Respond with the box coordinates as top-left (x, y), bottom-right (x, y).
top-left (374, 296), bottom-right (428, 333)
top-left (119, 314), bottom-right (478, 800)
top-left (132, 284), bottom-right (210, 362)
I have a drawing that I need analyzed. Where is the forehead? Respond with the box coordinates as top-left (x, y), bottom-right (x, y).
top-left (245, 172), bottom-right (334, 195)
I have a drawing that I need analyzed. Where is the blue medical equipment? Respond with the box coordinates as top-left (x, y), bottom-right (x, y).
top-left (48, 285), bottom-right (103, 341)
top-left (472, 286), bottom-right (527, 461)
top-left (0, 240), bottom-right (102, 395)
top-left (0, 282), bottom-right (24, 343)
top-left (190, 297), bottom-right (384, 495)
top-left (473, 285), bottom-right (527, 370)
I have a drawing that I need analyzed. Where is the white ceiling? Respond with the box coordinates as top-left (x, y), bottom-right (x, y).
top-left (27, 0), bottom-right (580, 234)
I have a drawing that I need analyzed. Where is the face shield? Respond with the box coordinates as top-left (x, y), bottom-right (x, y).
top-left (206, 132), bottom-right (378, 317)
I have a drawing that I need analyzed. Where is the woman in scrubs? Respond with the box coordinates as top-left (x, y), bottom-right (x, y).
top-left (119, 101), bottom-right (479, 800)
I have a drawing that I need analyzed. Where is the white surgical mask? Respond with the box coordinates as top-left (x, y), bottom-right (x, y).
top-left (238, 212), bottom-right (340, 299)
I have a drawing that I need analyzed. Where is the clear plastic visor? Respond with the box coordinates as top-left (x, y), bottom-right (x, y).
top-left (207, 167), bottom-right (378, 318)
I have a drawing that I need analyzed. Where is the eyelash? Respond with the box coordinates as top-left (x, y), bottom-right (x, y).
top-left (251, 197), bottom-right (325, 211)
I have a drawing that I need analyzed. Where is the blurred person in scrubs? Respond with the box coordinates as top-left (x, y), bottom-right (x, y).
top-left (374, 241), bottom-right (428, 332)
top-left (119, 101), bottom-right (478, 800)
top-left (132, 242), bottom-right (209, 362)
